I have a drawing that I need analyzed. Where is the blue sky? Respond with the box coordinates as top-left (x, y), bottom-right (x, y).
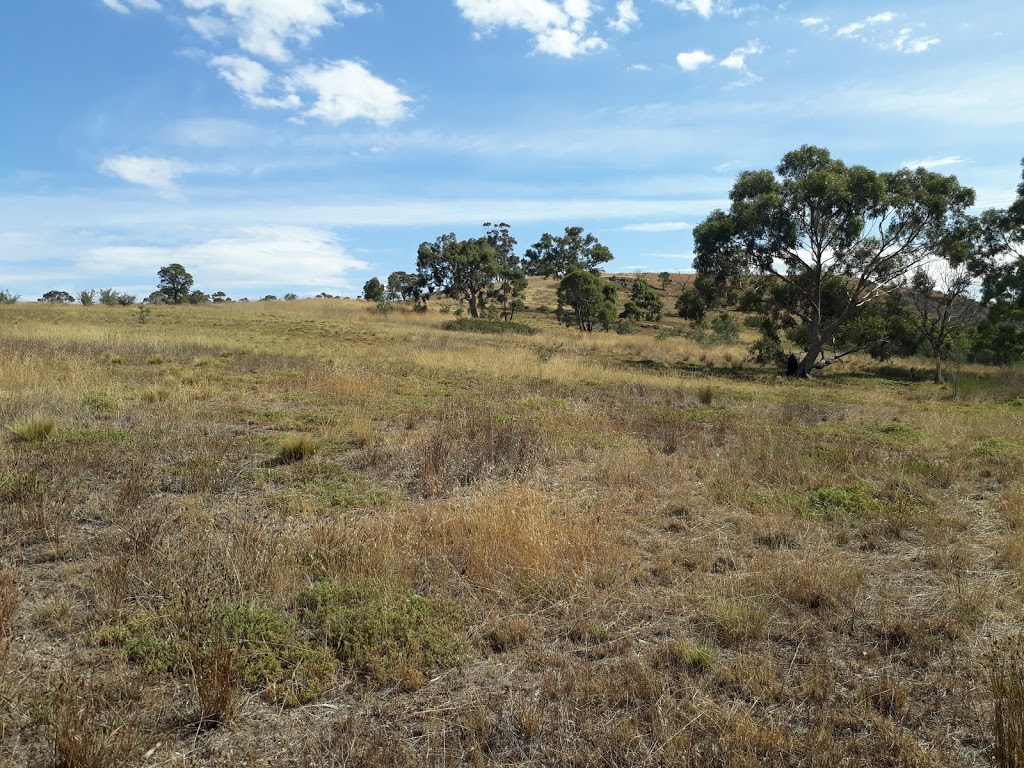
top-left (1, 0), bottom-right (1022, 300)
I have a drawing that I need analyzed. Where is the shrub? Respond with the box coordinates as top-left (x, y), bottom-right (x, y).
top-left (805, 482), bottom-right (885, 522)
top-left (297, 579), bottom-right (465, 688)
top-left (11, 416), bottom-right (56, 442)
top-left (0, 289), bottom-right (20, 304)
top-left (106, 604), bottom-right (339, 706)
top-left (615, 318), bottom-right (639, 335)
top-left (78, 289), bottom-right (96, 306)
top-left (279, 435), bottom-right (317, 463)
top-left (441, 318), bottom-right (537, 335)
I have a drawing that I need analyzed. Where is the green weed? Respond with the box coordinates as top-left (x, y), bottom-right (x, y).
top-left (297, 579), bottom-right (465, 688)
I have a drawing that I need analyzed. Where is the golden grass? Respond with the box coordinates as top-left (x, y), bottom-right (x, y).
top-left (0, 295), bottom-right (1020, 765)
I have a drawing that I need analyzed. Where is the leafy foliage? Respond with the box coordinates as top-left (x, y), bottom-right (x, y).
top-left (38, 290), bottom-right (75, 304)
top-left (556, 269), bottom-right (618, 332)
top-left (523, 226), bottom-right (613, 278)
top-left (156, 263), bottom-right (194, 304)
top-left (297, 579), bottom-right (465, 688)
top-left (362, 277), bottom-right (385, 302)
top-left (693, 145), bottom-right (975, 375)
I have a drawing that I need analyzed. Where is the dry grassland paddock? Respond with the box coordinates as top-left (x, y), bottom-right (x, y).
top-left (1, 290), bottom-right (1023, 767)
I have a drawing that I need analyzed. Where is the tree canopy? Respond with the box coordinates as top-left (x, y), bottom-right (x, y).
top-left (415, 223), bottom-right (526, 319)
top-left (523, 227), bottom-right (613, 278)
top-left (693, 145), bottom-right (976, 376)
top-left (556, 270), bottom-right (618, 332)
top-left (156, 263), bottom-right (195, 305)
top-left (38, 290), bottom-right (75, 304)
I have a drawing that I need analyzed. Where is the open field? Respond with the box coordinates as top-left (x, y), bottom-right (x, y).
top-left (1, 289), bottom-right (1023, 767)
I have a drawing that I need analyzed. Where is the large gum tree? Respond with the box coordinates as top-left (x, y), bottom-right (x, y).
top-left (693, 145), bottom-right (975, 377)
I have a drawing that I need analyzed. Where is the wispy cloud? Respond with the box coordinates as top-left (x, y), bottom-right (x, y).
top-left (720, 40), bottom-right (763, 70)
top-left (659, 0), bottom-right (714, 20)
top-left (902, 155), bottom-right (966, 170)
top-left (100, 155), bottom-right (192, 192)
top-left (620, 221), bottom-right (691, 232)
top-left (180, 0), bottom-right (370, 62)
top-left (810, 10), bottom-right (941, 55)
top-left (84, 226), bottom-right (368, 291)
top-left (101, 0), bottom-right (161, 14)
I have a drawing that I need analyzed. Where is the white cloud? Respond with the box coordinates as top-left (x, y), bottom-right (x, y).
top-left (535, 27), bottom-right (607, 57)
top-left (181, 0), bottom-right (371, 62)
top-left (85, 226), bottom-right (368, 291)
top-left (889, 28), bottom-right (940, 54)
top-left (285, 60), bottom-right (412, 126)
top-left (902, 156), bottom-right (966, 170)
top-left (209, 54), bottom-right (300, 108)
top-left (659, 0), bottom-right (714, 19)
top-left (620, 221), bottom-right (691, 232)
top-left (187, 12), bottom-right (232, 39)
top-left (865, 11), bottom-right (895, 24)
top-left (676, 50), bottom-right (714, 71)
top-left (628, 63), bottom-right (652, 71)
top-left (101, 0), bottom-right (161, 13)
top-left (100, 156), bottom-right (192, 191)
top-left (454, 0), bottom-right (608, 58)
top-left (719, 40), bottom-right (763, 70)
top-left (808, 10), bottom-right (938, 54)
top-left (835, 21), bottom-right (865, 38)
top-left (608, 0), bottom-right (639, 33)
top-left (903, 37), bottom-right (940, 53)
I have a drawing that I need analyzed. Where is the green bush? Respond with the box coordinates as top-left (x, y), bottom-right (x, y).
top-left (805, 482), bottom-right (886, 522)
top-left (297, 579), bottom-right (465, 688)
top-left (103, 603), bottom-right (339, 705)
top-left (441, 318), bottom-right (537, 335)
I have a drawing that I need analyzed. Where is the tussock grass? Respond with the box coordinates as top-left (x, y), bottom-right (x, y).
top-left (278, 434), bottom-right (317, 463)
top-left (10, 415), bottom-right (56, 442)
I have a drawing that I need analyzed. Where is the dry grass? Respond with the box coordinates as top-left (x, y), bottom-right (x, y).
top-left (0, 295), bottom-right (1020, 765)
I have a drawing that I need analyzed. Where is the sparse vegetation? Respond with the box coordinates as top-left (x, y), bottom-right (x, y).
top-left (0, 290), bottom-right (1020, 765)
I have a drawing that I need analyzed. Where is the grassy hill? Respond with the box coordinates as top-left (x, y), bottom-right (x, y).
top-left (0, 297), bottom-right (1022, 766)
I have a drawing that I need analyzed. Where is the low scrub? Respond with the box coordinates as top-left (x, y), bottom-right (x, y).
top-left (441, 318), bottom-right (537, 335)
top-left (296, 578), bottom-right (465, 689)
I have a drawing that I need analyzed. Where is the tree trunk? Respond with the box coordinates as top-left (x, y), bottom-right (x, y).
top-left (468, 294), bottom-right (479, 318)
top-left (934, 355), bottom-right (943, 384)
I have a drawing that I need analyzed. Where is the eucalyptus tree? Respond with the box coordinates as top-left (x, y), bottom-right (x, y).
top-left (969, 158), bottom-right (1024, 363)
top-left (523, 226), bottom-right (613, 278)
top-left (693, 145), bottom-right (975, 377)
top-left (415, 223), bottom-right (527, 319)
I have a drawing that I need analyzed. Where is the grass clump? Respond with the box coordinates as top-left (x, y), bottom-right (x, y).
top-left (440, 318), bottom-right (537, 335)
top-left (10, 415), bottom-right (57, 442)
top-left (297, 579), bottom-right (465, 689)
top-left (989, 635), bottom-right (1024, 768)
top-left (279, 435), bottom-right (317, 464)
top-left (703, 599), bottom-right (770, 647)
top-left (653, 638), bottom-right (718, 673)
top-left (805, 481), bottom-right (886, 522)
